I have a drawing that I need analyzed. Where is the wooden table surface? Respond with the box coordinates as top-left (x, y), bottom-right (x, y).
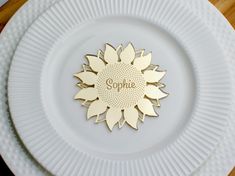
top-left (0, 0), bottom-right (235, 175)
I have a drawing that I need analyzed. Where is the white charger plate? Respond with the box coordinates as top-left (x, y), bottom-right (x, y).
top-left (6, 0), bottom-right (233, 175)
top-left (0, 0), bottom-right (234, 176)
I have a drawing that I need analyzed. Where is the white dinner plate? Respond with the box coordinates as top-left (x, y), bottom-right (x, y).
top-left (6, 0), bottom-right (233, 175)
top-left (0, 0), bottom-right (235, 176)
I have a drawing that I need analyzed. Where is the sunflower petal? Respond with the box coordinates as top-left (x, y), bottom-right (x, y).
top-left (120, 43), bottom-right (135, 64)
top-left (137, 98), bottom-right (158, 116)
top-left (104, 44), bottom-right (118, 64)
top-left (86, 55), bottom-right (105, 72)
top-left (74, 71), bottom-right (97, 85)
top-left (124, 107), bottom-right (139, 129)
top-left (106, 108), bottom-right (122, 131)
top-left (87, 100), bottom-right (107, 119)
top-left (74, 87), bottom-right (98, 101)
top-left (133, 53), bottom-right (152, 71)
top-left (145, 85), bottom-right (169, 100)
top-left (144, 70), bottom-right (166, 83)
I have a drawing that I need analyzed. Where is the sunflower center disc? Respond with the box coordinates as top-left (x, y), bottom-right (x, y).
top-left (96, 63), bottom-right (146, 109)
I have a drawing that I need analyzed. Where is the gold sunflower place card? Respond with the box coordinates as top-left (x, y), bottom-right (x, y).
top-left (74, 43), bottom-right (168, 131)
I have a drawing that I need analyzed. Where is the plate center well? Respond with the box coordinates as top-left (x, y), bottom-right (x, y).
top-left (41, 17), bottom-right (196, 158)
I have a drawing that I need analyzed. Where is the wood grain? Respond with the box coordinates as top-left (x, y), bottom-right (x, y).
top-left (230, 168), bottom-right (235, 176)
top-left (214, 0), bottom-right (235, 13)
top-left (0, 0), bottom-right (27, 31)
top-left (0, 0), bottom-right (235, 175)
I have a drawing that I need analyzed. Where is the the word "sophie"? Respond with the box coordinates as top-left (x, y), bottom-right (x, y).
top-left (106, 78), bottom-right (136, 92)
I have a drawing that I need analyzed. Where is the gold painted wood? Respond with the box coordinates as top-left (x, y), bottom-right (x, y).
top-left (0, 0), bottom-right (234, 174)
